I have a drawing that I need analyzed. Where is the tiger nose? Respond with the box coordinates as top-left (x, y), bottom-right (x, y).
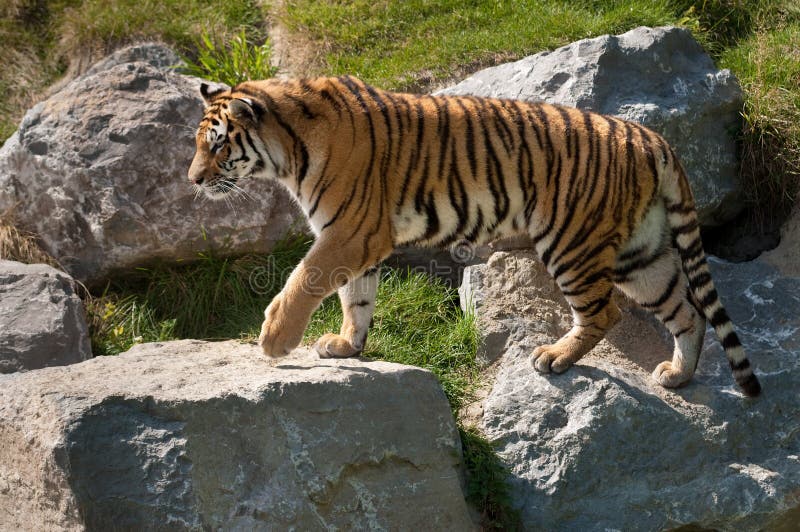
top-left (193, 176), bottom-right (204, 185)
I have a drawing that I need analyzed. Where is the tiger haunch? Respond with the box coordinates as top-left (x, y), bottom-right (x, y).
top-left (189, 76), bottom-right (760, 397)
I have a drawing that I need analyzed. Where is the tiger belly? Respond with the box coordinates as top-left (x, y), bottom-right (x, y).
top-left (390, 188), bottom-right (527, 249)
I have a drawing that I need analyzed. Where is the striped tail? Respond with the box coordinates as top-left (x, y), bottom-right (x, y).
top-left (665, 165), bottom-right (761, 397)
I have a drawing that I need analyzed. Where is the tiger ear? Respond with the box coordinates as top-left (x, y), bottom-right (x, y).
top-left (200, 82), bottom-right (226, 104)
top-left (229, 97), bottom-right (257, 122)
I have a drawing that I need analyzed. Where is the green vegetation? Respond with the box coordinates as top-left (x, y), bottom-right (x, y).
top-left (182, 29), bottom-right (279, 87)
top-left (460, 426), bottom-right (522, 530)
top-left (306, 266), bottom-right (479, 410)
top-left (719, 5), bottom-right (800, 226)
top-left (86, 235), bottom-right (311, 356)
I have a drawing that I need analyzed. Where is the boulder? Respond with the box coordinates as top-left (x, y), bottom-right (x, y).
top-left (0, 260), bottom-right (91, 373)
top-left (438, 26), bottom-right (744, 225)
top-left (0, 339), bottom-right (474, 530)
top-left (461, 251), bottom-right (800, 530)
top-left (0, 44), bottom-right (302, 284)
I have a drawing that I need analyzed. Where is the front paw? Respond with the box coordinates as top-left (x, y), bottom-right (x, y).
top-left (258, 296), bottom-right (303, 357)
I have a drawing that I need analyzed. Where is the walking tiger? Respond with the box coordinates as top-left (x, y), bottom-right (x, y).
top-left (188, 76), bottom-right (760, 397)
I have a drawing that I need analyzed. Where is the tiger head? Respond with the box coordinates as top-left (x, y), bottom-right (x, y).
top-left (188, 83), bottom-right (276, 199)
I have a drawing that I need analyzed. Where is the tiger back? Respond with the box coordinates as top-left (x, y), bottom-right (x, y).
top-left (188, 76), bottom-right (760, 397)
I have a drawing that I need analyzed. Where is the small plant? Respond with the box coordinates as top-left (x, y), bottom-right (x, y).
top-left (460, 426), bottom-right (522, 531)
top-left (86, 295), bottom-right (177, 357)
top-left (183, 28), bottom-right (278, 86)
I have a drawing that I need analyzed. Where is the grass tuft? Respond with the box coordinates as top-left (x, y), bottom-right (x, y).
top-left (460, 426), bottom-right (522, 530)
top-left (0, 214), bottom-right (62, 268)
top-left (181, 28), bottom-right (279, 86)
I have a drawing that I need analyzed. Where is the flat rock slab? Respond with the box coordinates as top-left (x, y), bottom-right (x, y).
top-left (0, 260), bottom-right (91, 373)
top-left (0, 340), bottom-right (473, 531)
top-left (438, 26), bottom-right (744, 225)
top-left (463, 251), bottom-right (800, 530)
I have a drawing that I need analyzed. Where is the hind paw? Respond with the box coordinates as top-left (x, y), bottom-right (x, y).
top-left (531, 344), bottom-right (577, 374)
top-left (313, 333), bottom-right (362, 359)
top-left (653, 361), bottom-right (692, 389)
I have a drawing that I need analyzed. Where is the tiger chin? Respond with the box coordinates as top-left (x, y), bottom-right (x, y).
top-left (188, 76), bottom-right (761, 397)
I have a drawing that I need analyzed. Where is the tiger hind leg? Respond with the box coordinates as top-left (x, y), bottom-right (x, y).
top-left (532, 269), bottom-right (621, 374)
top-left (615, 246), bottom-right (706, 388)
top-left (313, 266), bottom-right (380, 358)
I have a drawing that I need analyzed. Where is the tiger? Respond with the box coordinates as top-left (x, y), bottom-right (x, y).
top-left (188, 75), bottom-right (761, 397)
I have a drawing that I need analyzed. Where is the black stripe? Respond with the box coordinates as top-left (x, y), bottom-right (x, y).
top-left (673, 325), bottom-right (692, 337)
top-left (662, 301), bottom-right (683, 324)
top-left (722, 332), bottom-right (742, 349)
top-left (673, 218), bottom-right (699, 235)
top-left (640, 271), bottom-right (680, 309)
top-left (689, 271), bottom-right (712, 289)
top-left (729, 358), bottom-right (750, 371)
top-left (697, 288), bottom-right (719, 310)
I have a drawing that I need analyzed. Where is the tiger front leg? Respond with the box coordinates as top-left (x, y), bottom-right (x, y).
top-left (258, 276), bottom-right (320, 358)
top-left (314, 266), bottom-right (380, 358)
top-left (258, 237), bottom-right (390, 358)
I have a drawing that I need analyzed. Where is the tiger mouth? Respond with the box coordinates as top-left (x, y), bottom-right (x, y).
top-left (203, 176), bottom-right (239, 196)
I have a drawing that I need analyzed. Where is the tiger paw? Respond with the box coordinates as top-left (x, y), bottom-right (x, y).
top-left (652, 361), bottom-right (692, 389)
top-left (313, 333), bottom-right (362, 358)
top-left (531, 344), bottom-right (577, 374)
top-left (258, 297), bottom-right (303, 358)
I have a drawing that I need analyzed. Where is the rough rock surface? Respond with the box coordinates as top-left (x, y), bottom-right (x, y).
top-left (439, 26), bottom-right (744, 225)
top-left (0, 340), bottom-right (473, 531)
top-left (763, 203), bottom-right (800, 277)
top-left (0, 44), bottom-right (302, 284)
top-left (462, 251), bottom-right (800, 530)
top-left (0, 260), bottom-right (91, 374)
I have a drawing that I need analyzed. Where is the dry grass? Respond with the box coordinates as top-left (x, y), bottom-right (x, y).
top-left (0, 214), bottom-right (61, 268)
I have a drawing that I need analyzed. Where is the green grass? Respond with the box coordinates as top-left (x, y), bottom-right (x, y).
top-left (282, 0), bottom-right (694, 91)
top-left (181, 29), bottom-right (279, 87)
top-left (460, 426), bottom-right (522, 530)
top-left (306, 266), bottom-right (479, 410)
top-left (719, 6), bottom-right (800, 226)
top-left (86, 234), bottom-right (311, 355)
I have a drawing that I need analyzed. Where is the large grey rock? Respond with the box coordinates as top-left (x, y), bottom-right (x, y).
top-left (0, 260), bottom-right (91, 373)
top-left (0, 44), bottom-right (302, 284)
top-left (439, 26), bottom-right (744, 225)
top-left (462, 251), bottom-right (799, 530)
top-left (0, 339), bottom-right (473, 530)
